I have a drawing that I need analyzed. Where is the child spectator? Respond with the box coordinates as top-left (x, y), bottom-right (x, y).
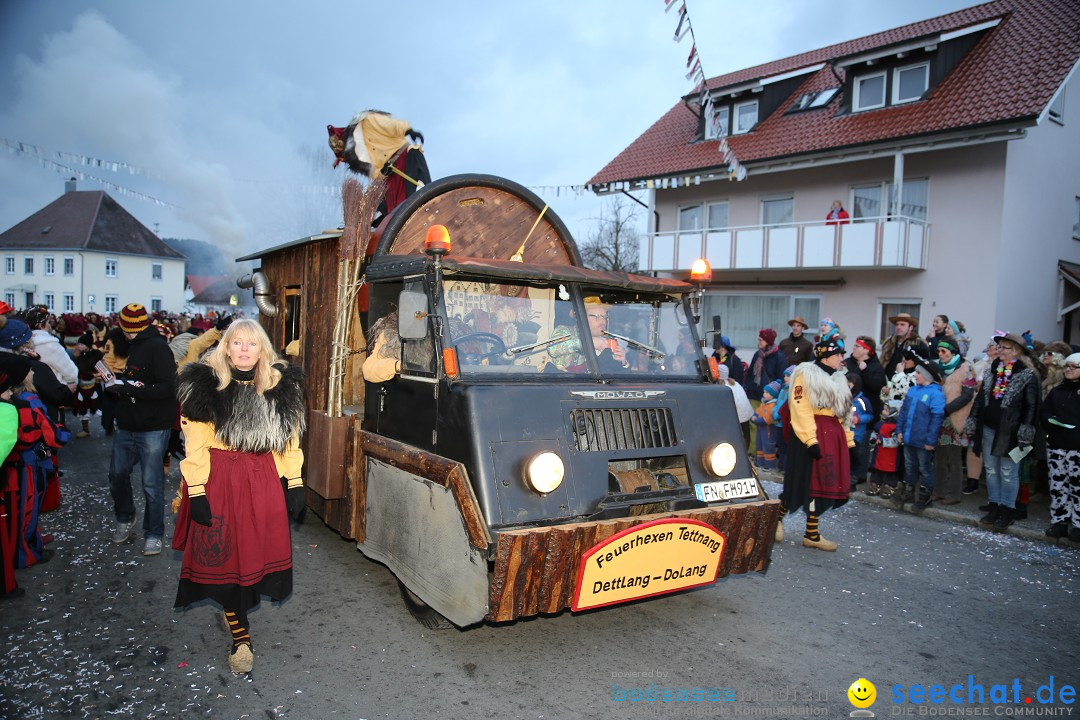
top-left (72, 341), bottom-right (104, 438)
top-left (772, 366), bottom-right (795, 471)
top-left (4, 362), bottom-right (71, 568)
top-left (867, 405), bottom-right (901, 497)
top-left (896, 359), bottom-right (945, 508)
top-left (848, 374), bottom-right (874, 491)
top-left (0, 355), bottom-right (28, 600)
top-left (753, 381), bottom-right (782, 469)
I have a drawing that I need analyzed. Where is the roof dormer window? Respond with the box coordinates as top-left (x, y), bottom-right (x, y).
top-left (704, 105), bottom-right (730, 140)
top-left (893, 62), bottom-right (930, 104)
top-left (734, 100), bottom-right (758, 134)
top-left (787, 87), bottom-right (840, 114)
top-left (853, 71), bottom-right (887, 111)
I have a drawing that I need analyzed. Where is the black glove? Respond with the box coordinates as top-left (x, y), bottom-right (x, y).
top-left (282, 477), bottom-right (306, 523)
top-left (215, 314), bottom-right (233, 332)
top-left (190, 495), bottom-right (212, 527)
top-left (807, 444), bottom-right (823, 460)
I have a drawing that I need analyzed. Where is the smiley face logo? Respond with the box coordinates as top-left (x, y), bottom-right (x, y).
top-left (848, 678), bottom-right (876, 709)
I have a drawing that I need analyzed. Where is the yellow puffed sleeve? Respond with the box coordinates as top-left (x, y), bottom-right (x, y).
top-left (179, 417), bottom-right (215, 496)
top-left (179, 328), bottom-right (221, 368)
top-left (274, 434), bottom-right (304, 489)
top-left (788, 371), bottom-right (819, 448)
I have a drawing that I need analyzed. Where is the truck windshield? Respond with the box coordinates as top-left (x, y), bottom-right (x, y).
top-left (442, 279), bottom-right (703, 379)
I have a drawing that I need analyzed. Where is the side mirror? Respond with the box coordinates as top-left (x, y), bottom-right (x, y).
top-left (398, 290), bottom-right (429, 339)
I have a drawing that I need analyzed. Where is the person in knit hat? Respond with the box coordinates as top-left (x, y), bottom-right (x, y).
top-left (104, 303), bottom-right (177, 556)
top-left (752, 381), bottom-right (783, 469)
top-left (745, 328), bottom-right (783, 402)
top-left (775, 338), bottom-right (854, 551)
top-left (0, 319), bottom-right (33, 353)
top-left (933, 338), bottom-right (977, 505)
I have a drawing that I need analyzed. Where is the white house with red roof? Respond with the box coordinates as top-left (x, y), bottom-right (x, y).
top-left (591, 0), bottom-right (1080, 354)
top-left (0, 179), bottom-right (186, 314)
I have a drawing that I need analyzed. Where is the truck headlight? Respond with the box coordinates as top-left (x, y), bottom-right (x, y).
top-left (703, 443), bottom-right (737, 478)
top-left (525, 452), bottom-right (564, 494)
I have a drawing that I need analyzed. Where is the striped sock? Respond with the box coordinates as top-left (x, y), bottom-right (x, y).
top-left (778, 505), bottom-right (788, 519)
top-left (804, 512), bottom-right (820, 541)
top-left (224, 609), bottom-right (251, 649)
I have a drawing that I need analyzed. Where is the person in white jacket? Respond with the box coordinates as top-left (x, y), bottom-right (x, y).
top-left (718, 362), bottom-right (755, 453)
top-left (25, 307), bottom-right (78, 391)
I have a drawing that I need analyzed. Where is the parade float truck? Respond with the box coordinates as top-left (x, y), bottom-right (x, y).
top-left (238, 174), bottom-right (779, 628)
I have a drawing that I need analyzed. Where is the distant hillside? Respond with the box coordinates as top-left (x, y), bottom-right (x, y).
top-left (163, 237), bottom-right (226, 275)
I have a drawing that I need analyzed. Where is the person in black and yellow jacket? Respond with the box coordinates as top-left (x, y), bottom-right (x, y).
top-left (173, 319), bottom-right (306, 674)
top-left (776, 339), bottom-right (854, 552)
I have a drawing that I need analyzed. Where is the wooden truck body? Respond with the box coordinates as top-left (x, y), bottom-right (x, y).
top-left (239, 174), bottom-right (779, 626)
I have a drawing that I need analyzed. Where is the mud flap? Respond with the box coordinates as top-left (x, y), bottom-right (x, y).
top-left (358, 458), bottom-right (489, 627)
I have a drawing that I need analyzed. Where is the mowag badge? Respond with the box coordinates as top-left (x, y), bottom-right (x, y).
top-left (570, 390), bottom-right (666, 400)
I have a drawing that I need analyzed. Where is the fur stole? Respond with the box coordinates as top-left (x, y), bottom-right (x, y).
top-left (794, 360), bottom-right (853, 423)
top-left (178, 362), bottom-right (306, 454)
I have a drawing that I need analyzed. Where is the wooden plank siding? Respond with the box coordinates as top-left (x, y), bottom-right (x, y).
top-left (486, 500), bottom-right (779, 623)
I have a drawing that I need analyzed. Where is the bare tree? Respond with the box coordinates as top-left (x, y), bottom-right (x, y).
top-left (580, 195), bottom-right (642, 272)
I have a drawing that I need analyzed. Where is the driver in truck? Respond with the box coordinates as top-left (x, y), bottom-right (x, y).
top-left (549, 297), bottom-right (629, 373)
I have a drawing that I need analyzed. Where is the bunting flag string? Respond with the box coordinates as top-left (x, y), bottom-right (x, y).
top-left (0, 138), bottom-right (157, 178)
top-left (665, 1), bottom-right (747, 181)
top-left (2, 141), bottom-right (179, 208)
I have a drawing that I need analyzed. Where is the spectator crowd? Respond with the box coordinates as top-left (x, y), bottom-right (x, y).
top-left (0, 304), bottom-right (240, 601)
top-left (715, 312), bottom-right (1080, 548)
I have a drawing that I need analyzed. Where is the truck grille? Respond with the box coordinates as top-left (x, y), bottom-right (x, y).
top-left (570, 408), bottom-right (678, 452)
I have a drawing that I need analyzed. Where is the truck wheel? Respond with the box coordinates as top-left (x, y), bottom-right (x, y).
top-left (398, 581), bottom-right (456, 630)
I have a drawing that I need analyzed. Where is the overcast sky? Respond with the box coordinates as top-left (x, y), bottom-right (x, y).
top-left (0, 0), bottom-right (981, 263)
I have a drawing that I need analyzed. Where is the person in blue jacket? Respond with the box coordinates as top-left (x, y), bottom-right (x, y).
top-left (896, 359), bottom-right (945, 509)
top-left (848, 374), bottom-right (875, 491)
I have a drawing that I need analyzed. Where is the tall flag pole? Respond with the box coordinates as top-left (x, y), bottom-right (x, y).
top-left (667, 1), bottom-right (746, 181)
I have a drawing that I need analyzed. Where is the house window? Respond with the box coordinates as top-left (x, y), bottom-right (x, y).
top-left (893, 62), bottom-right (929, 104)
top-left (761, 195), bottom-right (794, 226)
top-left (44, 293), bottom-right (54, 310)
top-left (24, 257), bottom-right (33, 275)
top-left (1049, 89), bottom-right (1065, 125)
top-left (63, 293), bottom-right (75, 312)
top-left (104, 295), bottom-right (118, 313)
top-left (700, 293), bottom-right (821, 352)
top-left (705, 105), bottom-right (730, 140)
top-left (707, 202), bottom-right (729, 229)
top-left (63, 257), bottom-right (74, 276)
top-left (678, 205), bottom-right (704, 231)
top-left (152, 263), bottom-right (162, 280)
top-left (151, 297), bottom-right (162, 312)
top-left (852, 179), bottom-right (929, 222)
top-left (4, 293), bottom-right (13, 307)
top-left (44, 257), bottom-right (55, 276)
top-left (4, 257), bottom-right (13, 275)
top-left (853, 71), bottom-right (887, 111)
top-left (734, 100), bottom-right (758, 134)
top-left (105, 259), bottom-right (118, 278)
top-left (1073, 197), bottom-right (1079, 240)
top-left (879, 301), bottom-right (922, 346)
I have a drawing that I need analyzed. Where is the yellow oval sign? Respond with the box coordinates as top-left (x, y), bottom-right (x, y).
top-left (572, 518), bottom-right (726, 611)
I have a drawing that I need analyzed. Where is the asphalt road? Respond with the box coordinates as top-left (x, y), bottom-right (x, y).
top-left (2, 427), bottom-right (1078, 720)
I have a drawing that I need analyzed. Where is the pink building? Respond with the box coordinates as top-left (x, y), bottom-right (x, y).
top-left (590, 0), bottom-right (1080, 355)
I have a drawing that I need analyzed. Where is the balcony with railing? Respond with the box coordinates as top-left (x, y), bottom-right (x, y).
top-left (639, 215), bottom-right (930, 273)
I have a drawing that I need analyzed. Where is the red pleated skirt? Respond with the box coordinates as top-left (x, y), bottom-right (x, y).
top-left (173, 449), bottom-right (292, 611)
